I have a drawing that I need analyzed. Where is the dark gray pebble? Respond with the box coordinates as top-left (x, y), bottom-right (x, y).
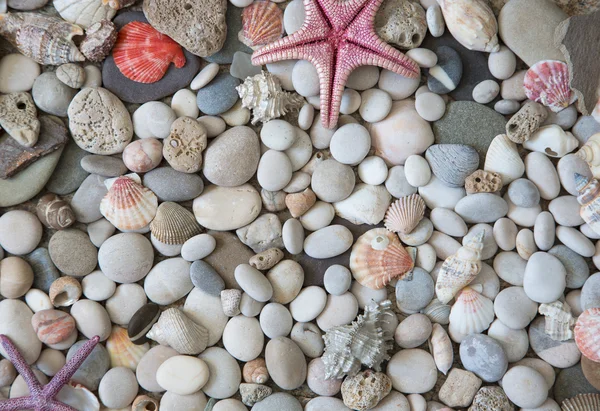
top-left (428, 46), bottom-right (462, 94)
top-left (46, 140), bottom-right (89, 195)
top-left (23, 248), bottom-right (60, 293)
top-left (196, 73), bottom-right (240, 116)
top-left (128, 303), bottom-right (160, 345)
top-left (554, 363), bottom-right (600, 404)
top-left (142, 167), bottom-right (204, 202)
top-left (80, 155), bottom-right (128, 177)
top-left (190, 260), bottom-right (225, 296)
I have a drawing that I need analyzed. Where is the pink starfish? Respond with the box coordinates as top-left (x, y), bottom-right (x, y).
top-left (0, 335), bottom-right (100, 411)
top-left (252, 0), bottom-right (420, 129)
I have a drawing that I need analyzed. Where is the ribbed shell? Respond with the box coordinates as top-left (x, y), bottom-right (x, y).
top-left (112, 21), bottom-right (186, 84)
top-left (350, 228), bottom-right (414, 290)
top-left (106, 326), bottom-right (149, 370)
top-left (429, 323), bottom-right (453, 375)
top-left (100, 174), bottom-right (158, 231)
top-left (539, 301), bottom-right (575, 341)
top-left (562, 394), bottom-right (600, 411)
top-left (523, 60), bottom-right (576, 113)
top-left (146, 308), bottom-right (209, 355)
top-left (149, 202), bottom-right (201, 245)
top-left (448, 286), bottom-right (494, 336)
top-left (421, 298), bottom-right (451, 325)
top-left (384, 194), bottom-right (425, 235)
top-left (240, 1), bottom-right (284, 49)
top-left (437, 0), bottom-right (499, 52)
top-left (577, 134), bottom-right (600, 167)
top-left (435, 231), bottom-right (484, 304)
top-left (483, 134), bottom-right (525, 185)
top-left (575, 308), bottom-right (600, 362)
top-left (575, 175), bottom-right (600, 238)
top-left (54, 0), bottom-right (116, 29)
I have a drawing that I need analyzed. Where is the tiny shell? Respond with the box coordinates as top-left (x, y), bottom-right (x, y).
top-left (523, 60), bottom-right (576, 113)
top-left (575, 308), bottom-right (600, 362)
top-left (132, 395), bottom-right (159, 411)
top-left (341, 369), bottom-right (392, 411)
top-left (221, 289), bottom-right (242, 317)
top-left (522, 124), bottom-right (578, 158)
top-left (484, 134), bottom-right (525, 185)
top-left (421, 298), bottom-right (451, 325)
top-left (437, 0), bottom-right (499, 52)
top-left (428, 323), bottom-right (453, 375)
top-left (243, 358), bottom-right (269, 384)
top-left (36, 193), bottom-right (75, 230)
top-left (106, 326), bottom-right (149, 370)
top-left (538, 300), bottom-right (575, 341)
top-left (54, 0), bottom-right (115, 29)
top-left (448, 286), bottom-right (494, 337)
top-left (383, 194), bottom-right (425, 235)
top-left (49, 276), bottom-right (82, 307)
top-left (435, 231), bottom-right (484, 304)
top-left (577, 133), bottom-right (600, 167)
top-left (146, 307), bottom-right (209, 355)
top-left (576, 173), bottom-right (600, 236)
top-left (149, 202), bottom-right (201, 245)
top-left (562, 394), bottom-right (600, 411)
top-left (349, 228), bottom-right (414, 290)
top-left (239, 1), bottom-right (284, 49)
top-left (100, 173), bottom-right (158, 232)
top-left (237, 71), bottom-right (304, 125)
top-left (79, 20), bottom-right (117, 63)
top-left (464, 169), bottom-right (502, 194)
top-left (112, 21), bottom-right (186, 84)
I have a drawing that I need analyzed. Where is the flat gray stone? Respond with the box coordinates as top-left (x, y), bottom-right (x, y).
top-left (46, 140), bottom-right (89, 195)
top-left (70, 174), bottom-right (107, 223)
top-left (23, 248), bottom-right (60, 293)
top-left (142, 167), bottom-right (204, 202)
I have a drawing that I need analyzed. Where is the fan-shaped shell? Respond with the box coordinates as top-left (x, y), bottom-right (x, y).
top-left (575, 308), bottom-right (600, 362)
top-left (429, 323), bottom-right (453, 375)
top-left (239, 1), bottom-right (284, 49)
top-left (523, 60), bottom-right (576, 113)
top-left (350, 228), bottom-right (414, 290)
top-left (106, 326), bottom-right (149, 370)
top-left (448, 286), bottom-right (494, 337)
top-left (100, 173), bottom-right (158, 232)
top-left (435, 231), bottom-right (484, 304)
top-left (483, 134), bottom-right (525, 185)
top-left (421, 298), bottom-right (451, 325)
top-left (146, 308), bottom-right (209, 355)
top-left (562, 394), bottom-right (600, 411)
top-left (149, 202), bottom-right (201, 245)
top-left (384, 194), bottom-right (425, 235)
top-left (54, 0), bottom-right (116, 29)
top-left (112, 21), bottom-right (186, 84)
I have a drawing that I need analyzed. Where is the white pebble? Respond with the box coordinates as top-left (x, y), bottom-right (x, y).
top-left (406, 48), bottom-right (438, 68)
top-left (426, 5), bottom-right (444, 37)
top-left (378, 69), bottom-right (420, 100)
top-left (171, 89), bottom-right (199, 118)
top-left (259, 303), bottom-right (293, 339)
top-left (358, 156), bottom-right (388, 185)
top-left (339, 88), bottom-right (361, 115)
top-left (359, 89), bottom-right (392, 122)
top-left (488, 45), bottom-right (517, 80)
top-left (282, 218), bottom-right (304, 255)
top-left (197, 116), bottom-right (226, 138)
top-left (404, 155), bottom-right (431, 187)
top-left (133, 102), bottom-right (177, 139)
top-left (261, 120), bottom-right (296, 151)
top-left (415, 92), bottom-right (446, 122)
top-left (266, 60), bottom-right (297, 91)
top-left (472, 80), bottom-right (500, 104)
top-left (299, 201), bottom-right (335, 231)
top-left (298, 103), bottom-right (315, 130)
top-left (323, 265), bottom-right (352, 296)
top-left (330, 123), bottom-right (371, 165)
top-left (191, 63), bottom-right (219, 90)
top-left (292, 60), bottom-right (320, 97)
top-left (0, 54), bottom-right (40, 93)
top-left (82, 65), bottom-right (102, 88)
top-left (229, 0), bottom-right (252, 6)
top-left (257, 150), bottom-right (293, 191)
top-left (556, 226), bottom-right (595, 257)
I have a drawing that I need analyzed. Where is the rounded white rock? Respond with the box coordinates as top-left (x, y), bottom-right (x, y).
top-left (191, 63), bottom-right (220, 90)
top-left (359, 89), bottom-right (392, 123)
top-left (404, 155), bottom-right (431, 187)
top-left (358, 156), bottom-right (388, 185)
top-left (156, 356), bottom-right (209, 395)
top-left (415, 92), bottom-right (446, 122)
top-left (171, 89), bottom-right (199, 118)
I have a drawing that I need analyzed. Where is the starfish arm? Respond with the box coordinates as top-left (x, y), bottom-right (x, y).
top-left (47, 399), bottom-right (79, 411)
top-left (43, 336), bottom-right (100, 398)
top-left (0, 396), bottom-right (36, 411)
top-left (316, 0), bottom-right (371, 30)
top-left (0, 336), bottom-right (42, 394)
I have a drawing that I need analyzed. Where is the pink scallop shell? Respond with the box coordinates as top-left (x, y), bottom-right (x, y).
top-left (240, 1), bottom-right (284, 49)
top-left (575, 307), bottom-right (600, 362)
top-left (100, 175), bottom-right (158, 231)
top-left (523, 60), bottom-right (576, 113)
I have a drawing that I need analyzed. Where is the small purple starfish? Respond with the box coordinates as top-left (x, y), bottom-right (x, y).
top-left (0, 334), bottom-right (100, 411)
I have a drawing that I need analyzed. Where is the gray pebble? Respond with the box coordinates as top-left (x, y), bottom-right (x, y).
top-left (557, 154), bottom-right (592, 196)
top-left (251, 392), bottom-right (302, 411)
top-left (459, 334), bottom-right (508, 383)
top-left (67, 339), bottom-right (110, 390)
top-left (428, 46), bottom-right (462, 94)
top-left (48, 229), bottom-right (98, 277)
top-left (385, 166), bottom-right (417, 198)
top-left (87, 218), bottom-right (115, 248)
top-left (196, 73), bottom-right (240, 115)
top-left (32, 72), bottom-right (77, 117)
top-left (311, 159), bottom-right (355, 203)
top-left (528, 316), bottom-right (581, 369)
top-left (23, 248), bottom-right (60, 293)
top-left (143, 167), bottom-right (204, 202)
top-left (236, 214), bottom-right (284, 253)
top-left (553, 363), bottom-right (600, 404)
top-left (230, 52), bottom-right (262, 80)
top-left (454, 193), bottom-right (508, 223)
top-left (472, 79), bottom-right (499, 104)
top-left (7, 0), bottom-right (48, 10)
top-left (542, 104), bottom-right (578, 130)
top-left (190, 260), bottom-right (225, 297)
top-left (534, 211), bottom-right (555, 251)
top-left (425, 144), bottom-right (478, 188)
top-left (549, 244), bottom-right (589, 289)
top-left (507, 178), bottom-right (540, 208)
top-left (70, 174), bottom-right (107, 223)
top-left (395, 268), bottom-right (434, 313)
top-left (572, 116), bottom-right (600, 145)
top-left (494, 99), bottom-right (520, 115)
top-left (45, 140), bottom-right (89, 195)
top-left (80, 155), bottom-right (128, 177)
top-left (323, 265), bottom-right (352, 296)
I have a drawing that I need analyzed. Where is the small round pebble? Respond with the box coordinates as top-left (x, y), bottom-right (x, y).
top-left (330, 124), bottom-right (371, 165)
top-left (265, 337), bottom-right (307, 390)
top-left (472, 80), bottom-right (500, 104)
top-left (523, 252), bottom-right (566, 303)
top-left (406, 48), bottom-right (437, 68)
top-left (323, 265), bottom-right (352, 296)
top-left (494, 286), bottom-right (537, 330)
top-left (196, 73), bottom-right (240, 115)
top-left (307, 357), bottom-right (342, 396)
top-left (235, 264), bottom-right (273, 302)
top-left (312, 159), bottom-right (355, 202)
top-left (359, 89), bottom-right (392, 122)
top-left (36, 348), bottom-right (65, 377)
top-left (378, 69), bottom-right (420, 100)
top-left (488, 45), bottom-right (517, 80)
top-left (395, 268), bottom-right (434, 313)
top-left (459, 334), bottom-right (508, 382)
top-left (181, 233), bottom-right (216, 262)
top-left (502, 366), bottom-right (548, 408)
top-left (387, 349), bottom-right (437, 394)
top-left (197, 115), bottom-right (226, 138)
top-left (289, 286), bottom-right (327, 322)
top-left (132, 102), bottom-right (177, 139)
top-left (171, 89), bottom-right (199, 118)
top-left (494, 99), bottom-right (520, 115)
top-left (98, 367), bottom-right (138, 409)
top-left (316, 292), bottom-right (358, 331)
top-left (257, 150), bottom-right (293, 191)
top-left (122, 138), bottom-right (162, 173)
top-left (48, 229), bottom-right (97, 277)
top-left (292, 60), bottom-right (320, 97)
top-left (415, 92), bottom-right (446, 122)
top-left (136, 345), bottom-right (178, 392)
top-left (0, 54), bottom-right (40, 93)
top-left (395, 314), bottom-right (432, 349)
top-left (105, 283), bottom-right (147, 325)
top-left (252, 393), bottom-right (302, 411)
top-left (199, 347), bottom-right (242, 399)
top-left (298, 104), bottom-right (315, 130)
top-left (259, 303), bottom-right (293, 339)
top-left (386, 166), bottom-right (417, 198)
top-left (508, 178), bottom-right (540, 208)
top-left (346, 66), bottom-right (380, 90)
top-left (358, 156), bottom-right (388, 185)
top-left (156, 355), bottom-right (209, 395)
top-left (340, 88), bottom-right (361, 115)
top-left (98, 233), bottom-right (154, 284)
top-left (144, 258), bottom-right (193, 305)
top-left (260, 120), bottom-right (296, 151)
top-left (290, 322), bottom-right (324, 358)
top-left (0, 210), bottom-right (42, 255)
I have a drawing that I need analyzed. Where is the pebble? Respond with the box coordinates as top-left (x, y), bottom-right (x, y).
top-left (507, 178), bottom-right (540, 208)
top-left (136, 345), bottom-right (178, 392)
top-left (406, 48), bottom-right (437, 68)
top-left (282, 218), bottom-right (304, 255)
top-left (346, 66), bottom-right (380, 90)
top-left (220, 100), bottom-right (250, 126)
top-left (286, 127), bottom-right (313, 170)
top-left (36, 349), bottom-right (65, 377)
top-left (494, 286), bottom-right (537, 330)
top-left (31, 309), bottom-right (75, 345)
top-left (543, 104), bottom-right (578, 130)
top-left (181, 233), bottom-right (216, 262)
top-left (170, 90), bottom-right (198, 119)
top-left (323, 265), bottom-right (352, 296)
top-left (556, 225), bottom-right (595, 257)
top-left (488, 46), bottom-right (517, 80)
top-left (387, 349), bottom-right (437, 394)
top-left (472, 80), bottom-right (500, 104)
top-left (572, 116), bottom-right (600, 145)
top-left (46, 141), bottom-right (89, 195)
top-left (32, 72), bottom-right (76, 117)
top-left (25, 289), bottom-right (52, 313)
top-left (143, 167), bottom-right (204, 202)
top-left (404, 155), bottom-right (431, 187)
top-left (493, 251), bottom-right (527, 286)
top-left (292, 60), bottom-right (320, 97)
top-left (283, 0), bottom-right (305, 33)
top-left (260, 120), bottom-right (296, 151)
top-left (454, 193), bottom-right (508, 223)
top-left (500, 70), bottom-right (527, 101)
top-left (98, 367), bottom-right (138, 409)
top-left (386, 166), bottom-right (417, 198)
top-left (493, 218), bottom-right (517, 251)
top-left (359, 89), bottom-right (392, 123)
top-left (532, 212), bottom-right (555, 251)
top-left (357, 156), bottom-right (388, 185)
top-left (566, 289), bottom-right (583, 316)
top-left (399, 217), bottom-right (434, 246)
top-left (415, 92), bottom-right (446, 122)
top-left (80, 155), bottom-right (127, 178)
top-left (193, 184), bottom-right (261, 231)
top-left (426, 144), bottom-right (478, 188)
top-left (290, 322), bottom-right (324, 358)
top-left (98, 233), bottom-right (154, 284)
top-left (213, 399), bottom-right (247, 411)
top-left (494, 99), bottom-right (520, 115)
top-left (259, 303), bottom-right (293, 339)
top-left (197, 116), bottom-right (226, 139)
top-left (253, 393), bottom-right (303, 411)
top-left (234, 264), bottom-right (273, 303)
top-left (82, 65), bottom-right (102, 88)
top-left (487, 319), bottom-right (528, 363)
top-left (230, 51), bottom-right (261, 80)
top-left (525, 152), bottom-right (560, 200)
top-left (298, 104), bottom-right (315, 130)
top-left (307, 357), bottom-right (342, 396)
top-left (558, 154), bottom-right (592, 196)
top-left (67, 339), bottom-right (109, 390)
top-left (340, 89), bottom-right (361, 115)
top-left (581, 273), bottom-right (600, 311)
top-left (428, 46), bottom-right (462, 94)
top-left (257, 150), bottom-right (293, 191)
top-left (132, 102), bottom-right (176, 139)
top-left (298, 201), bottom-right (334, 231)
top-left (191, 63), bottom-right (219, 90)
top-left (523, 252), bottom-right (566, 303)
top-left (395, 268), bottom-right (434, 313)
top-left (48, 229), bottom-right (97, 277)
top-left (426, 231), bottom-right (460, 260)
top-left (0, 54), bottom-right (40, 93)
top-left (105, 284), bottom-right (147, 325)
top-left (549, 196), bottom-right (584, 227)
top-left (161, 392), bottom-right (208, 410)
top-left (196, 73), bottom-right (240, 115)
top-left (289, 286), bottom-right (327, 322)
top-left (316, 292), bottom-right (358, 331)
top-left (305, 397), bottom-right (349, 411)
top-left (204, 4), bottom-right (252, 64)
top-left (311, 159), bottom-right (355, 202)
top-left (81, 271), bottom-right (116, 302)
top-left (395, 314), bottom-right (432, 349)
top-left (553, 363), bottom-right (599, 404)
top-left (426, 4), bottom-right (444, 37)
top-left (198, 347), bottom-right (242, 399)
top-left (378, 69), bottom-right (421, 100)
top-left (515, 357), bottom-right (556, 390)
top-left (0, 299), bottom-right (41, 364)
top-left (70, 174), bottom-right (107, 223)
top-left (265, 337), bottom-right (307, 390)
top-left (505, 194), bottom-right (542, 227)
top-left (549, 244), bottom-right (589, 290)
top-left (189, 260), bottom-right (224, 297)
top-left (502, 366), bottom-right (548, 408)
top-left (266, 260), bottom-right (304, 304)
top-left (304, 225), bottom-right (353, 259)
top-left (223, 315), bottom-right (264, 361)
top-left (70, 299), bottom-right (111, 342)
top-left (460, 334), bottom-right (508, 383)
top-left (0, 210), bottom-right (42, 255)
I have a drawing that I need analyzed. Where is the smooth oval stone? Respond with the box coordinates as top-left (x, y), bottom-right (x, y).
top-left (0, 299), bottom-right (41, 364)
top-left (304, 225), bottom-right (353, 259)
top-left (98, 366), bottom-right (138, 408)
top-left (46, 141), bottom-right (89, 195)
top-left (81, 270), bottom-right (116, 302)
top-left (234, 264), bottom-right (273, 302)
top-left (36, 348), bottom-right (65, 377)
top-left (239, 293), bottom-right (265, 318)
top-left (266, 260), bottom-right (304, 304)
top-left (525, 152), bottom-right (560, 200)
top-left (190, 260), bottom-right (224, 296)
top-left (505, 194), bottom-right (542, 228)
top-left (549, 196), bottom-right (584, 227)
top-left (286, 127), bottom-right (312, 170)
top-left (399, 218), bottom-right (434, 247)
top-left (144, 258), bottom-right (193, 305)
top-left (265, 337), bottom-right (307, 390)
top-left (204, 231), bottom-right (254, 289)
top-left (351, 281), bottom-right (388, 308)
top-left (25, 289), bottom-right (53, 313)
top-left (472, 79), bottom-right (500, 104)
top-left (252, 393), bottom-right (303, 411)
top-left (311, 159), bottom-right (355, 203)
top-left (282, 218), bottom-right (304, 255)
top-left (289, 286), bottom-right (327, 322)
top-left (419, 176), bottom-right (466, 210)
top-left (581, 273), bottom-right (600, 311)
top-left (136, 345), bottom-right (178, 392)
top-left (184, 288), bottom-right (228, 346)
top-left (508, 178), bottom-right (540, 208)
top-left (193, 184), bottom-right (261, 231)
top-left (523, 252), bottom-right (566, 303)
top-left (182, 234), bottom-right (216, 262)
top-left (454, 193), bottom-right (508, 223)
top-left (156, 356), bottom-right (209, 395)
top-left (494, 286), bottom-right (537, 330)
top-left (196, 73), bottom-right (239, 115)
top-left (198, 347), bottom-right (242, 400)
top-left (460, 334), bottom-right (508, 383)
top-left (493, 218), bottom-right (517, 251)
top-left (558, 154), bottom-right (592, 196)
top-left (213, 399), bottom-right (246, 411)
top-left (515, 357), bottom-right (556, 390)
top-left (427, 231), bottom-right (461, 260)
top-left (80, 155), bottom-right (127, 177)
top-left (67, 339), bottom-right (110, 390)
top-left (222, 315), bottom-right (264, 361)
top-left (323, 265), bottom-right (352, 296)
top-left (488, 319), bottom-right (528, 362)
top-left (415, 92), bottom-right (446, 122)
top-left (316, 292), bottom-right (358, 331)
top-left (257, 150), bottom-right (293, 191)
top-left (387, 349), bottom-right (437, 394)
top-left (395, 314), bottom-right (432, 349)
top-left (143, 167), bottom-right (203, 202)
top-left (70, 174), bottom-right (107, 223)
top-left (428, 46), bottom-right (462, 94)
top-left (127, 303), bottom-right (159, 345)
top-left (556, 226), bottom-right (595, 257)
top-left (31, 309), bottom-right (75, 345)
top-left (404, 155), bottom-right (431, 188)
top-left (430, 208), bottom-right (468, 237)
top-left (259, 302), bottom-right (293, 339)
top-left (502, 365), bottom-right (548, 408)
top-left (161, 391), bottom-right (208, 410)
top-left (307, 357), bottom-right (342, 396)
top-left (132, 101), bottom-right (176, 139)
top-left (529, 316), bottom-right (581, 368)
top-left (548, 245), bottom-right (589, 289)
top-left (0, 210), bottom-right (42, 255)
top-left (425, 144), bottom-right (478, 188)
top-left (385, 165), bottom-right (417, 198)
top-left (299, 201), bottom-right (335, 231)
top-left (534, 211), bottom-right (556, 251)
top-left (290, 322), bottom-right (324, 358)
top-left (493, 251), bottom-right (527, 285)
top-left (32, 72), bottom-right (77, 117)
top-left (70, 300), bottom-right (111, 341)
top-left (395, 268), bottom-right (434, 314)
top-left (23, 248), bottom-right (60, 294)
top-left (48, 229), bottom-right (97, 277)
top-left (98, 233), bottom-right (154, 284)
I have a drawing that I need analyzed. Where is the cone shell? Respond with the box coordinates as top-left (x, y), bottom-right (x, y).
top-left (437, 0), bottom-right (499, 52)
top-left (100, 173), bottom-right (158, 231)
top-left (484, 134), bottom-right (525, 185)
top-left (350, 228), bottom-right (414, 290)
top-left (562, 394), bottom-right (600, 411)
top-left (448, 286), bottom-right (494, 336)
top-left (575, 308), bottom-right (600, 362)
top-left (146, 308), bottom-right (209, 355)
top-left (112, 21), bottom-right (186, 84)
top-left (384, 194), bottom-right (425, 235)
top-left (428, 323), bottom-right (453, 375)
top-left (435, 231), bottom-right (484, 304)
top-left (523, 60), bottom-right (576, 113)
top-left (106, 326), bottom-right (149, 370)
top-left (239, 1), bottom-right (284, 49)
top-left (149, 202), bottom-right (201, 245)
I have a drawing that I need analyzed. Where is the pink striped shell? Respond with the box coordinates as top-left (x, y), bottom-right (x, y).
top-left (523, 60), bottom-right (576, 113)
top-left (575, 308), bottom-right (600, 362)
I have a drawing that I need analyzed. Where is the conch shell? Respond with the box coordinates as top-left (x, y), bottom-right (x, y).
top-left (436, 0), bottom-right (500, 52)
top-left (349, 228), bottom-right (414, 290)
top-left (0, 12), bottom-right (85, 65)
top-left (538, 300), bottom-right (575, 341)
top-left (435, 231), bottom-right (484, 304)
top-left (575, 173), bottom-right (600, 236)
top-left (237, 71), bottom-right (304, 125)
top-left (383, 194), bottom-right (425, 235)
top-left (146, 308), bottom-right (209, 355)
top-left (428, 323), bottom-right (453, 375)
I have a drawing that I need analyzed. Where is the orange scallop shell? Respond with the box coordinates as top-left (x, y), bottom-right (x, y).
top-left (112, 21), bottom-right (186, 84)
top-left (575, 308), bottom-right (600, 362)
top-left (349, 228), bottom-right (414, 290)
top-left (240, 1), bottom-right (284, 48)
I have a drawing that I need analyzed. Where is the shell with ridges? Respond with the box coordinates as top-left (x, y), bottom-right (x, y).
top-left (0, 12), bottom-right (85, 65)
top-left (448, 286), bottom-right (494, 337)
top-left (146, 307), bottom-right (209, 355)
top-left (421, 298), bottom-right (451, 325)
top-left (484, 134), bottom-right (525, 185)
top-left (149, 202), bottom-right (201, 245)
top-left (576, 133), bottom-right (600, 167)
top-left (53, 0), bottom-right (116, 29)
top-left (36, 193), bottom-right (75, 230)
top-left (106, 325), bottom-right (149, 370)
top-left (384, 194), bottom-right (425, 235)
top-left (239, 1), bottom-right (284, 49)
top-left (435, 231), bottom-right (484, 304)
top-left (539, 300), bottom-right (575, 341)
top-left (575, 308), bottom-right (600, 362)
top-left (322, 300), bottom-right (395, 380)
top-left (350, 228), bottom-right (414, 290)
top-left (562, 394), bottom-right (600, 411)
top-left (575, 173), bottom-right (600, 236)
top-left (436, 0), bottom-right (499, 52)
top-left (100, 173), bottom-right (158, 232)
top-left (523, 60), bottom-right (576, 113)
top-left (428, 323), bottom-right (453, 375)
top-left (237, 71), bottom-right (304, 125)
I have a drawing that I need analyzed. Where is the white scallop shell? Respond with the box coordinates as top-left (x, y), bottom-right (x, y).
top-left (448, 286), bottom-right (494, 338)
top-left (484, 134), bottom-right (525, 185)
top-left (54, 0), bottom-right (116, 29)
top-left (522, 125), bottom-right (579, 158)
top-left (428, 323), bottom-right (453, 375)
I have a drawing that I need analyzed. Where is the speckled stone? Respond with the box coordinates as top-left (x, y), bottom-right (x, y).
top-left (48, 229), bottom-right (97, 277)
top-left (459, 334), bottom-right (508, 383)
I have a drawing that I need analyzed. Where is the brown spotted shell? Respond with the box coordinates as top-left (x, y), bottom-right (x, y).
top-left (149, 201), bottom-right (202, 245)
top-left (36, 193), bottom-right (75, 230)
top-left (79, 19), bottom-right (117, 62)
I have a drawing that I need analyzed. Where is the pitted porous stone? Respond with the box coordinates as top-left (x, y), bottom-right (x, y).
top-left (468, 386), bottom-right (512, 411)
top-left (375, 0), bottom-right (427, 49)
top-left (143, 0), bottom-right (227, 57)
top-left (505, 101), bottom-right (548, 143)
top-left (0, 92), bottom-right (40, 148)
top-left (465, 169), bottom-right (503, 194)
top-left (56, 63), bottom-right (86, 89)
top-left (68, 87), bottom-right (133, 155)
top-left (163, 116), bottom-right (208, 173)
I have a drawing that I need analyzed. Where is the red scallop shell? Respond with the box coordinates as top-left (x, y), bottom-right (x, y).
top-left (240, 1), bottom-right (284, 48)
top-left (523, 60), bottom-right (576, 113)
top-left (112, 21), bottom-right (186, 84)
top-left (575, 308), bottom-right (600, 362)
